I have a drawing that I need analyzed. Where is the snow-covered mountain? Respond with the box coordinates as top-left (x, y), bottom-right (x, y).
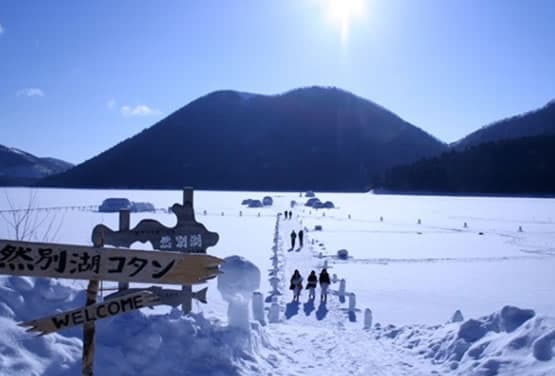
top-left (0, 145), bottom-right (73, 186)
top-left (40, 86), bottom-right (447, 191)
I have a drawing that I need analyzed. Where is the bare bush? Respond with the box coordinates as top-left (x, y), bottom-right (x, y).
top-left (0, 189), bottom-right (64, 242)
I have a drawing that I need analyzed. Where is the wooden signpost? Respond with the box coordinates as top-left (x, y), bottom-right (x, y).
top-left (0, 239), bottom-right (222, 285)
top-left (20, 291), bottom-right (160, 335)
top-left (90, 188), bottom-right (219, 314)
top-left (0, 188), bottom-right (222, 376)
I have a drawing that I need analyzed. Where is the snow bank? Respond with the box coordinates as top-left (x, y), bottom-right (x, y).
top-left (95, 310), bottom-right (271, 376)
top-left (0, 276), bottom-right (272, 376)
top-left (375, 305), bottom-right (555, 375)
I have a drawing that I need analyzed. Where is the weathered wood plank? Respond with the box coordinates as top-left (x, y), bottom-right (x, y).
top-left (20, 291), bottom-right (159, 335)
top-left (0, 239), bottom-right (223, 285)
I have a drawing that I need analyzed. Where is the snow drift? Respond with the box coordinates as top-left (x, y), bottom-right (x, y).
top-left (0, 276), bottom-right (273, 376)
top-left (375, 305), bottom-right (555, 375)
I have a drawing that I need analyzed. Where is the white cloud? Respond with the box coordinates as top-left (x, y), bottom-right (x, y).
top-left (120, 104), bottom-right (161, 117)
top-left (107, 99), bottom-right (117, 109)
top-left (16, 88), bottom-right (45, 97)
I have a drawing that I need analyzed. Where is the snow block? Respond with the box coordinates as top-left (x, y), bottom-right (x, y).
top-left (364, 309), bottom-right (373, 329)
top-left (348, 293), bottom-right (356, 311)
top-left (268, 296), bottom-right (280, 323)
top-left (252, 292), bottom-right (265, 325)
top-left (218, 256), bottom-right (261, 331)
top-left (339, 279), bottom-right (346, 297)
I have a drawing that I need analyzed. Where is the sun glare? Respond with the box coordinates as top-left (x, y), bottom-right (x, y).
top-left (327, 0), bottom-right (366, 43)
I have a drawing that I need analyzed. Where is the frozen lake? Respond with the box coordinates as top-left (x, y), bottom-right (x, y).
top-left (1, 188), bottom-right (554, 325)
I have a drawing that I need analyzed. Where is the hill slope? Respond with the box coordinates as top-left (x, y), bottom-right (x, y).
top-left (40, 87), bottom-right (446, 191)
top-left (455, 100), bottom-right (555, 149)
top-left (0, 145), bottom-right (73, 186)
top-left (380, 135), bottom-right (555, 195)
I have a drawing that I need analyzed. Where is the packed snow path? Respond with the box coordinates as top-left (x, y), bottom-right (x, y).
top-left (260, 212), bottom-right (435, 375)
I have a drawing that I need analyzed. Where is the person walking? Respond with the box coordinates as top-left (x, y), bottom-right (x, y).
top-left (283, 210), bottom-right (288, 219)
top-left (306, 270), bottom-right (317, 300)
top-left (290, 230), bottom-right (297, 249)
top-left (319, 268), bottom-right (330, 302)
top-left (289, 269), bottom-right (303, 302)
top-left (288, 210), bottom-right (293, 219)
top-left (298, 230), bottom-right (304, 248)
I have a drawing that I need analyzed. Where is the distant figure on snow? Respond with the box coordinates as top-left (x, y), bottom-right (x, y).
top-left (298, 230), bottom-right (304, 248)
top-left (290, 269), bottom-right (303, 302)
top-left (283, 210), bottom-right (288, 219)
top-left (319, 268), bottom-right (330, 302)
top-left (288, 210), bottom-right (293, 219)
top-left (290, 230), bottom-right (297, 249)
top-left (306, 270), bottom-right (317, 300)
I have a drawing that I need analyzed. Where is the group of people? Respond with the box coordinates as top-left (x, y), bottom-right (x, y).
top-left (289, 268), bottom-right (330, 302)
top-left (283, 210), bottom-right (293, 219)
top-left (290, 229), bottom-right (304, 248)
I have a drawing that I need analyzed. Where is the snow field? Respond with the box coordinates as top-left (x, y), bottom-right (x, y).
top-left (0, 188), bottom-right (554, 375)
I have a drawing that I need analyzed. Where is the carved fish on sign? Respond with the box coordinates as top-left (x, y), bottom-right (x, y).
top-left (106, 286), bottom-right (209, 306)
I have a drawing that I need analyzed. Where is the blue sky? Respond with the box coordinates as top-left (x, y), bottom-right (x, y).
top-left (1, 0), bottom-right (554, 164)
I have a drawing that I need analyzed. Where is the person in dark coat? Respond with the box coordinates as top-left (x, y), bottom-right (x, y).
top-left (288, 210), bottom-right (293, 219)
top-left (289, 269), bottom-right (303, 302)
top-left (290, 230), bottom-right (297, 249)
top-left (319, 268), bottom-right (330, 302)
top-left (283, 210), bottom-right (288, 219)
top-left (306, 270), bottom-right (317, 300)
top-left (298, 230), bottom-right (304, 248)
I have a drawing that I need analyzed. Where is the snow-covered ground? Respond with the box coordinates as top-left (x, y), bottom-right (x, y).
top-left (0, 188), bottom-right (554, 375)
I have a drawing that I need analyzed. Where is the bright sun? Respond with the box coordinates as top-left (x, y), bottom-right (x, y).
top-left (327, 0), bottom-right (366, 43)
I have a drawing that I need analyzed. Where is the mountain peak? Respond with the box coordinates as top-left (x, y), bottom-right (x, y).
top-left (40, 87), bottom-right (446, 191)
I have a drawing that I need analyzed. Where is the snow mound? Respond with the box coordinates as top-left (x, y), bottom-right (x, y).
top-left (305, 197), bottom-right (321, 207)
top-left (95, 310), bottom-right (271, 376)
top-left (247, 200), bottom-right (262, 208)
top-left (0, 276), bottom-right (272, 376)
top-left (375, 305), bottom-right (555, 375)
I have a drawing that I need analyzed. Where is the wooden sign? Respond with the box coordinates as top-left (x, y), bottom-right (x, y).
top-left (19, 291), bottom-right (159, 335)
top-left (0, 239), bottom-right (223, 285)
top-left (91, 191), bottom-right (219, 253)
top-left (106, 286), bottom-right (208, 305)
